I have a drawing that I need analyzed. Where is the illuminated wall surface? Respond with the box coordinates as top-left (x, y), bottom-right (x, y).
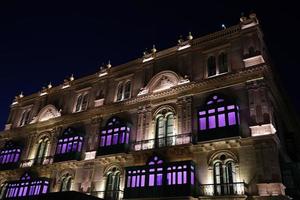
top-left (0, 13), bottom-right (299, 200)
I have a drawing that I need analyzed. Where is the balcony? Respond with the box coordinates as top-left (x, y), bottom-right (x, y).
top-left (54, 151), bottom-right (82, 162)
top-left (90, 190), bottom-right (123, 200)
top-left (20, 156), bottom-right (53, 168)
top-left (132, 133), bottom-right (193, 151)
top-left (200, 182), bottom-right (247, 196)
top-left (198, 126), bottom-right (240, 142)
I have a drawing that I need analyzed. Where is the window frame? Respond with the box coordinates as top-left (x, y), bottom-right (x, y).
top-left (73, 90), bottom-right (90, 113)
top-left (206, 51), bottom-right (229, 78)
top-left (115, 79), bottom-right (132, 102)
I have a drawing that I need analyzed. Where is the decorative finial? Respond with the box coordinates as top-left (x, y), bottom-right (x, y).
top-left (107, 60), bottom-right (112, 68)
top-left (240, 12), bottom-right (247, 22)
top-left (19, 92), bottom-right (24, 98)
top-left (221, 24), bottom-right (226, 29)
top-left (143, 48), bottom-right (148, 56)
top-left (151, 45), bottom-right (157, 53)
top-left (187, 32), bottom-right (193, 40)
top-left (178, 35), bottom-right (183, 44)
top-left (70, 74), bottom-right (74, 81)
top-left (48, 82), bottom-right (52, 89)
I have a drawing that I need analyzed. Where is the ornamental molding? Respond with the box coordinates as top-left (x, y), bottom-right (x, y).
top-left (31, 104), bottom-right (61, 123)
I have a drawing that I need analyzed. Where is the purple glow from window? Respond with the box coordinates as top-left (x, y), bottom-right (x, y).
top-left (157, 174), bottom-right (163, 186)
top-left (217, 99), bottom-right (224, 102)
top-left (62, 144), bottom-right (67, 153)
top-left (207, 101), bottom-right (213, 105)
top-left (227, 105), bottom-right (235, 110)
top-left (208, 116), bottom-right (216, 129)
top-left (191, 171), bottom-right (194, 185)
top-left (100, 136), bottom-right (105, 146)
top-left (126, 133), bottom-right (129, 144)
top-left (218, 114), bottom-right (226, 127)
top-left (113, 134), bottom-right (118, 144)
top-left (136, 175), bottom-right (140, 187)
top-left (172, 172), bottom-right (176, 184)
top-left (141, 175), bottom-right (145, 187)
top-left (199, 111), bottom-right (206, 115)
top-left (72, 142), bottom-right (78, 152)
top-left (127, 176), bottom-right (131, 187)
top-left (178, 171), bottom-right (182, 184)
top-left (199, 118), bottom-right (206, 130)
top-left (131, 176), bottom-right (136, 187)
top-left (106, 135), bottom-right (112, 146)
top-left (78, 141), bottom-right (82, 151)
top-left (228, 112), bottom-right (236, 125)
top-left (208, 109), bottom-right (215, 114)
top-left (217, 107), bottom-right (225, 112)
top-left (167, 172), bottom-right (172, 185)
top-left (149, 174), bottom-right (154, 186)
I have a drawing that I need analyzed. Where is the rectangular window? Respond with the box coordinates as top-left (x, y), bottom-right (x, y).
top-left (131, 175), bottom-right (136, 187)
top-left (191, 171), bottom-right (194, 185)
top-left (100, 136), bottom-right (106, 147)
top-left (177, 171), bottom-right (182, 184)
top-left (167, 172), bottom-right (172, 185)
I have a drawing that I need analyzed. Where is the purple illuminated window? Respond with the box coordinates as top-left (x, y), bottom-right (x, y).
top-left (55, 128), bottom-right (84, 155)
top-left (0, 141), bottom-right (21, 166)
top-left (4, 173), bottom-right (49, 198)
top-left (99, 117), bottom-right (131, 148)
top-left (198, 95), bottom-right (240, 131)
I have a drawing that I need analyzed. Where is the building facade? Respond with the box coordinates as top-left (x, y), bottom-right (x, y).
top-left (0, 13), bottom-right (299, 200)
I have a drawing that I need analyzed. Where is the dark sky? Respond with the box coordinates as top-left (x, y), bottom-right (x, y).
top-left (0, 0), bottom-right (299, 130)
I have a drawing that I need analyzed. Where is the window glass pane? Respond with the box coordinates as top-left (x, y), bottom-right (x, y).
top-left (218, 113), bottom-right (226, 127)
top-left (167, 172), bottom-right (172, 185)
top-left (208, 116), bottom-right (216, 129)
top-left (131, 176), bottom-right (136, 187)
top-left (100, 136), bottom-right (106, 146)
top-left (177, 171), bottom-right (182, 184)
top-left (117, 84), bottom-right (123, 101)
top-left (218, 53), bottom-right (228, 73)
top-left (141, 175), bottom-right (145, 187)
top-left (149, 174), bottom-right (155, 186)
top-left (228, 112), bottom-right (236, 125)
top-left (106, 135), bottom-right (112, 146)
top-left (77, 142), bottom-right (82, 152)
top-left (157, 174), bottom-right (163, 186)
top-left (113, 134), bottom-right (118, 144)
top-left (207, 56), bottom-right (216, 77)
top-left (199, 117), bottom-right (206, 130)
top-left (124, 81), bottom-right (131, 99)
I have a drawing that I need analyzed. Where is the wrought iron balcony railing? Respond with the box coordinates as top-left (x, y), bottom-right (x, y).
top-left (90, 190), bottom-right (124, 200)
top-left (20, 156), bottom-right (53, 168)
top-left (132, 133), bottom-right (193, 151)
top-left (200, 182), bottom-right (247, 196)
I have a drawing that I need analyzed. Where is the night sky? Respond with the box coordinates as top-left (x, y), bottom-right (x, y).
top-left (0, 0), bottom-right (299, 130)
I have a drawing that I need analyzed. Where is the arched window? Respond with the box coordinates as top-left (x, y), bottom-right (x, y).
top-left (60, 174), bottom-right (72, 192)
top-left (207, 53), bottom-right (229, 77)
top-left (198, 95), bottom-right (240, 134)
top-left (218, 52), bottom-right (228, 74)
top-left (115, 80), bottom-right (131, 102)
top-left (0, 183), bottom-right (7, 199)
top-left (212, 154), bottom-right (237, 195)
top-left (207, 56), bottom-right (216, 77)
top-left (105, 168), bottom-right (121, 200)
top-left (75, 95), bottom-right (83, 112)
top-left (0, 141), bottom-right (21, 167)
top-left (19, 109), bottom-right (31, 127)
top-left (35, 137), bottom-right (49, 165)
top-left (75, 93), bottom-right (89, 112)
top-left (155, 111), bottom-right (175, 148)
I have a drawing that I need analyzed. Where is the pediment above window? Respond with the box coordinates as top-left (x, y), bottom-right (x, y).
top-left (31, 104), bottom-right (61, 123)
top-left (138, 70), bottom-right (190, 96)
